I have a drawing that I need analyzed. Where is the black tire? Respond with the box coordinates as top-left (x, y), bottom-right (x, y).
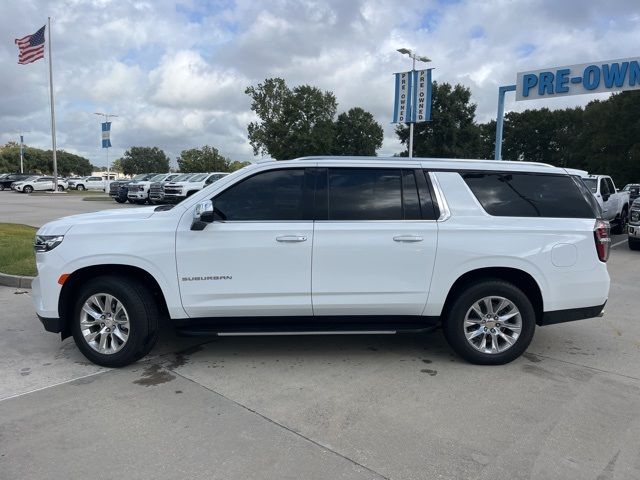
top-left (23, 185), bottom-right (33, 194)
top-left (57, 185), bottom-right (65, 191)
top-left (76, 184), bottom-right (85, 191)
top-left (612, 207), bottom-right (628, 234)
top-left (443, 279), bottom-right (536, 365)
top-left (114, 197), bottom-right (127, 204)
top-left (629, 237), bottom-right (640, 251)
top-left (71, 275), bottom-right (159, 367)
top-left (0, 184), bottom-right (4, 191)
top-left (135, 199), bottom-right (147, 205)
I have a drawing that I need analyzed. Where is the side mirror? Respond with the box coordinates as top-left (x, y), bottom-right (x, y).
top-left (191, 200), bottom-right (214, 231)
top-left (602, 194), bottom-right (610, 202)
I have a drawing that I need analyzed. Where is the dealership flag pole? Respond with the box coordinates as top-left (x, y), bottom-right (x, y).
top-left (46, 17), bottom-right (59, 191)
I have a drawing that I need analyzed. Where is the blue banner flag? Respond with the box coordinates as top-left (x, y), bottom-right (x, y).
top-left (392, 69), bottom-right (433, 123)
top-left (101, 121), bottom-right (111, 148)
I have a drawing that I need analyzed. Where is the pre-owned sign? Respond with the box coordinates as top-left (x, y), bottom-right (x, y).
top-left (516, 58), bottom-right (640, 101)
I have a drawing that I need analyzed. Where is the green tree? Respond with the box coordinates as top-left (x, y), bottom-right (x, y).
top-left (110, 158), bottom-right (123, 173)
top-left (228, 160), bottom-right (251, 172)
top-left (177, 145), bottom-right (232, 172)
top-left (333, 107), bottom-right (384, 156)
top-left (119, 146), bottom-right (170, 175)
top-left (0, 143), bottom-right (94, 175)
top-left (395, 82), bottom-right (481, 158)
top-left (246, 77), bottom-right (337, 159)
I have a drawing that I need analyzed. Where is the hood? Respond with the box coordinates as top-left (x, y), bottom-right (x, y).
top-left (37, 206), bottom-right (159, 236)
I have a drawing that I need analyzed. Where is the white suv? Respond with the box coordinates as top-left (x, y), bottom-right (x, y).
top-left (32, 157), bottom-right (610, 367)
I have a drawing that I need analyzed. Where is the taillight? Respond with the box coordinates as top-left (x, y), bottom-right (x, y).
top-left (593, 219), bottom-right (611, 262)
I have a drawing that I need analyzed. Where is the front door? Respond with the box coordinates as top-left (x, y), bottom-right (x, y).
top-left (312, 167), bottom-right (439, 316)
top-left (176, 168), bottom-right (314, 318)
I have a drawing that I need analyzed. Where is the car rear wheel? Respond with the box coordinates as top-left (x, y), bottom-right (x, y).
top-left (71, 276), bottom-right (159, 367)
top-left (443, 280), bottom-right (536, 365)
top-left (0, 184), bottom-right (4, 191)
top-left (57, 185), bottom-right (65, 191)
top-left (23, 185), bottom-right (33, 194)
top-left (612, 208), bottom-right (628, 234)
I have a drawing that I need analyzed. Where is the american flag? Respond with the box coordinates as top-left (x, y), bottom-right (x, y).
top-left (15, 25), bottom-right (46, 65)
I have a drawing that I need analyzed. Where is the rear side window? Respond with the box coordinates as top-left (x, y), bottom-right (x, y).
top-left (327, 169), bottom-right (402, 220)
top-left (461, 172), bottom-right (596, 218)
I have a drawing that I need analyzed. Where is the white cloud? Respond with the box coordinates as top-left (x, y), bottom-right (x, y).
top-left (0, 0), bottom-right (639, 167)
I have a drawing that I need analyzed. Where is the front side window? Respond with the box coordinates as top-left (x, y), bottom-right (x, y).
top-left (214, 169), bottom-right (306, 221)
top-left (599, 178), bottom-right (609, 196)
top-left (462, 172), bottom-right (596, 218)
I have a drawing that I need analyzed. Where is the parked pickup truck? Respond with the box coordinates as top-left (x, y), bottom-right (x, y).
top-left (580, 175), bottom-right (630, 234)
top-left (628, 197), bottom-right (640, 250)
top-left (162, 172), bottom-right (228, 203)
top-left (127, 173), bottom-right (179, 205)
top-left (108, 173), bottom-right (158, 203)
top-left (148, 173), bottom-right (195, 204)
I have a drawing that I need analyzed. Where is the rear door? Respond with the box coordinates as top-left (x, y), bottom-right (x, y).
top-left (311, 166), bottom-right (439, 316)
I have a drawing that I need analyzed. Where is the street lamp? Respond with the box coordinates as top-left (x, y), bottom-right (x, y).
top-left (94, 112), bottom-right (118, 182)
top-left (397, 48), bottom-right (432, 158)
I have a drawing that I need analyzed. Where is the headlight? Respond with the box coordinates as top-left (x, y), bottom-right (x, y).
top-left (34, 235), bottom-right (64, 252)
top-left (631, 209), bottom-right (640, 224)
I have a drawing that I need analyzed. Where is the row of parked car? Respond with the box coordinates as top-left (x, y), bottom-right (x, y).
top-left (0, 173), bottom-right (116, 193)
top-left (108, 172), bottom-right (229, 204)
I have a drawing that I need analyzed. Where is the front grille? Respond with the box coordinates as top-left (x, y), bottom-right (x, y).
top-left (109, 182), bottom-right (124, 194)
top-left (164, 186), bottom-right (183, 196)
top-left (149, 183), bottom-right (163, 197)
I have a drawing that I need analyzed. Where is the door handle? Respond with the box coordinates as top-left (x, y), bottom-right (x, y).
top-left (276, 235), bottom-right (307, 242)
top-left (393, 235), bottom-right (423, 242)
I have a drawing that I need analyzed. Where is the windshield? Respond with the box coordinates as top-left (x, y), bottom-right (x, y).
top-left (582, 178), bottom-right (597, 193)
top-left (189, 173), bottom-right (208, 182)
top-left (171, 173), bottom-right (193, 182)
top-left (131, 174), bottom-right (147, 181)
top-left (149, 174), bottom-right (167, 182)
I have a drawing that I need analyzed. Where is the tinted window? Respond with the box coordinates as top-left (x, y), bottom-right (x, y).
top-left (605, 178), bottom-right (615, 194)
top-left (327, 169), bottom-right (402, 220)
top-left (214, 169), bottom-right (305, 221)
top-left (402, 170), bottom-right (421, 220)
top-left (462, 172), bottom-right (596, 218)
top-left (600, 178), bottom-right (609, 195)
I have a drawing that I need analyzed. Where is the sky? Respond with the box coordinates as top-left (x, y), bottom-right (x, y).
top-left (0, 0), bottom-right (639, 169)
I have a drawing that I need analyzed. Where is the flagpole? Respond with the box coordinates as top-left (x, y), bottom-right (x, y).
top-left (47, 17), bottom-right (58, 191)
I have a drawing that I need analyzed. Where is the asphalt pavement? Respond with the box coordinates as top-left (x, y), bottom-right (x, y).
top-left (0, 192), bottom-right (639, 479)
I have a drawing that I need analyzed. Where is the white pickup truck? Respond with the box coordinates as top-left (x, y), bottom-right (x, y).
top-left (580, 175), bottom-right (630, 234)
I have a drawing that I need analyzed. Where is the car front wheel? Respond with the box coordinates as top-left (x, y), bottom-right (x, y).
top-left (76, 185), bottom-right (85, 191)
top-left (23, 185), bottom-right (33, 194)
top-left (629, 237), bottom-right (640, 251)
top-left (57, 185), bottom-right (65, 191)
top-left (71, 276), bottom-right (159, 367)
top-left (443, 280), bottom-right (536, 365)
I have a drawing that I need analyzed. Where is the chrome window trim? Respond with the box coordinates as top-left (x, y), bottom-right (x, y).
top-left (428, 172), bottom-right (451, 222)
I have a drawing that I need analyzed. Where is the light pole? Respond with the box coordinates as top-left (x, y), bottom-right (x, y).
top-left (94, 112), bottom-right (118, 182)
top-left (13, 130), bottom-right (31, 173)
top-left (397, 48), bottom-right (431, 158)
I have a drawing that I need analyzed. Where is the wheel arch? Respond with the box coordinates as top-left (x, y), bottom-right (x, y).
top-left (440, 267), bottom-right (544, 326)
top-left (58, 264), bottom-right (169, 338)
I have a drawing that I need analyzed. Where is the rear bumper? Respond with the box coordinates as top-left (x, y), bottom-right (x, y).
top-left (538, 302), bottom-right (607, 326)
top-left (37, 314), bottom-right (64, 333)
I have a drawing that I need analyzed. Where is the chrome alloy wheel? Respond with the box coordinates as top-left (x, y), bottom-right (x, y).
top-left (80, 294), bottom-right (130, 354)
top-left (463, 296), bottom-right (522, 354)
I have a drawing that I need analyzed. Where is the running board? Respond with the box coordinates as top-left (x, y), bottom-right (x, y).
top-left (174, 316), bottom-right (439, 337)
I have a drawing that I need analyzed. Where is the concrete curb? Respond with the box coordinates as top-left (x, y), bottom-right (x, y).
top-left (0, 272), bottom-right (34, 288)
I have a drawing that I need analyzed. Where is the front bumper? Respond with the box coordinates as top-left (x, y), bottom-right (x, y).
top-left (628, 225), bottom-right (640, 238)
top-left (37, 314), bottom-right (64, 333)
top-left (127, 191), bottom-right (148, 200)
